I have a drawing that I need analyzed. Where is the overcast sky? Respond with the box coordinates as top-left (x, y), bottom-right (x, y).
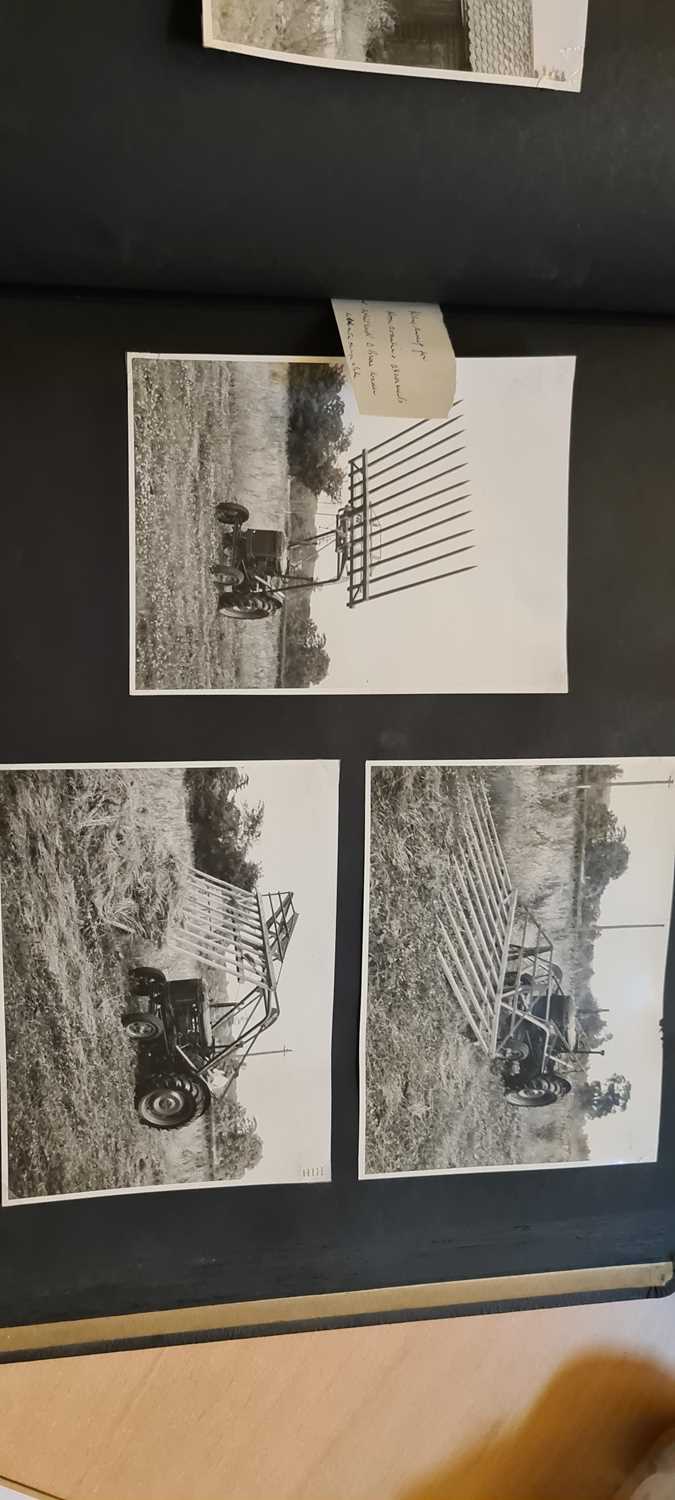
top-left (225, 761), bottom-right (338, 1185)
top-left (311, 357), bottom-right (573, 694)
top-left (583, 764), bottom-right (675, 1164)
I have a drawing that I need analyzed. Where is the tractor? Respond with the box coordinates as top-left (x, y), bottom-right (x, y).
top-left (208, 411), bottom-right (474, 622)
top-left (211, 502), bottom-right (288, 620)
top-left (497, 956), bottom-right (602, 1108)
top-left (437, 774), bottom-right (607, 1112)
top-left (211, 499), bottom-right (357, 621)
top-left (121, 881), bottom-right (297, 1129)
top-left (122, 967), bottom-right (220, 1128)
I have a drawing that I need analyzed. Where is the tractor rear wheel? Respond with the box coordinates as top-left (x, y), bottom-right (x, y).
top-left (216, 501), bottom-right (249, 526)
top-left (135, 1073), bottom-right (210, 1130)
top-left (122, 1012), bottom-right (163, 1042)
top-left (505, 1074), bottom-right (572, 1108)
top-left (217, 591), bottom-right (282, 620)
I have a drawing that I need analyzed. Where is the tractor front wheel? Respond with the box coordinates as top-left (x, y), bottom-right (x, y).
top-left (135, 1073), bottom-right (210, 1130)
top-left (217, 591), bottom-right (282, 620)
top-left (505, 1074), bottom-right (572, 1108)
top-left (216, 501), bottom-right (249, 526)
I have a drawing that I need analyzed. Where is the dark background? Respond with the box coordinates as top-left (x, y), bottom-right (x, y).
top-left (1, 1), bottom-right (675, 310)
top-left (0, 292), bottom-right (673, 1340)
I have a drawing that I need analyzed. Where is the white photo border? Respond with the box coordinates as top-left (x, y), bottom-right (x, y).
top-left (359, 756), bottom-right (675, 1180)
top-left (128, 350), bottom-right (573, 699)
top-left (0, 758), bottom-right (340, 1207)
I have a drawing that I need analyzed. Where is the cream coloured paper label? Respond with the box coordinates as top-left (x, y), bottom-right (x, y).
top-left (332, 300), bottom-right (456, 419)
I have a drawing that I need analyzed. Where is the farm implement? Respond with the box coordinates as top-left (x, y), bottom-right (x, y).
top-left (121, 870), bottom-right (297, 1129)
top-left (437, 775), bottom-right (602, 1108)
top-left (212, 408), bottom-right (475, 620)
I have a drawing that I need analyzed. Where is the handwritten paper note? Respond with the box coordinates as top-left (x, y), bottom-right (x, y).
top-left (332, 300), bottom-right (456, 419)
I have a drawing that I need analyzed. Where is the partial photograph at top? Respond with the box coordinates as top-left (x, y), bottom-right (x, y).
top-left (203, 0), bottom-right (588, 91)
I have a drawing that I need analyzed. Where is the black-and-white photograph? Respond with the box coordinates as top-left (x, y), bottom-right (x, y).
top-left (203, 0), bottom-right (588, 91)
top-left (129, 353), bottom-right (573, 695)
top-left (360, 759), bottom-right (675, 1178)
top-left (0, 761), bottom-right (338, 1204)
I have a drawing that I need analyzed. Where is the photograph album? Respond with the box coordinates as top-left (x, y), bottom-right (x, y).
top-left (0, 290), bottom-right (674, 1361)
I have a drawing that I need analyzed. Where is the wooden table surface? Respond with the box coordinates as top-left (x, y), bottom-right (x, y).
top-left (2, 1297), bottom-right (675, 1500)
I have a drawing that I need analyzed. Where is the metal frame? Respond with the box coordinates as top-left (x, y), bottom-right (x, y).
top-left (168, 868), bottom-right (298, 1084)
top-left (437, 775), bottom-right (562, 1072)
top-left (346, 409), bottom-right (475, 607)
top-left (270, 410), bottom-right (476, 610)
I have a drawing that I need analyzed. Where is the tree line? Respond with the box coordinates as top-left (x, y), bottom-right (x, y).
top-left (181, 767), bottom-right (265, 1180)
top-left (281, 363), bottom-right (354, 688)
top-left (183, 766), bottom-right (262, 891)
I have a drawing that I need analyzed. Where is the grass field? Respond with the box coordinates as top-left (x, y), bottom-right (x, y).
top-left (363, 765), bottom-right (593, 1176)
top-left (485, 765), bottom-right (601, 1168)
top-left (0, 766), bottom-right (274, 1199)
top-left (209, 0), bottom-right (392, 60)
top-left (0, 769), bottom-right (197, 1199)
top-left (486, 765), bottom-right (579, 970)
top-left (133, 358), bottom-right (289, 691)
top-left (364, 767), bottom-right (525, 1175)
